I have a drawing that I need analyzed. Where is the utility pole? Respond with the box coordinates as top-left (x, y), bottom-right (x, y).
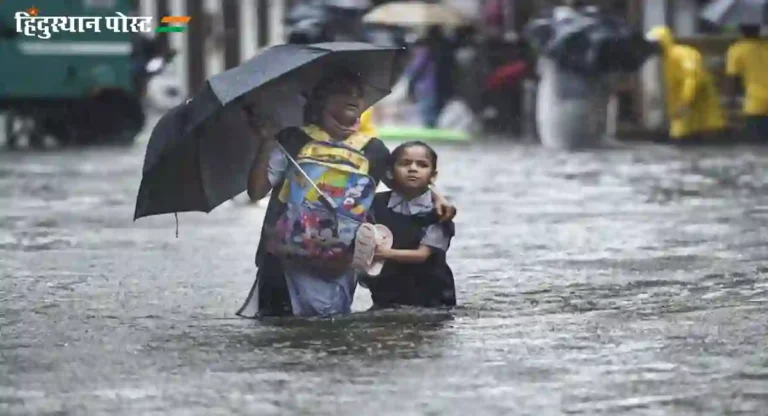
top-left (257, 0), bottom-right (270, 48)
top-left (155, 0), bottom-right (170, 52)
top-left (222, 0), bottom-right (241, 69)
top-left (186, 0), bottom-right (206, 94)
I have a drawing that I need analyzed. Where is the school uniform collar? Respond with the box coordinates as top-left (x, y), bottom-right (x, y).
top-left (388, 189), bottom-right (433, 215)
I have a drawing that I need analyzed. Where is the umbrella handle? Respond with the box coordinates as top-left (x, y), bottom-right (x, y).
top-left (318, 194), bottom-right (339, 221)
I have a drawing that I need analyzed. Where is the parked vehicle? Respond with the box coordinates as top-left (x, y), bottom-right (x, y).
top-left (0, 0), bottom-right (175, 148)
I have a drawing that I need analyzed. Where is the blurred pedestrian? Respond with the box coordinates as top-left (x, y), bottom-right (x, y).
top-left (725, 24), bottom-right (768, 142)
top-left (406, 26), bottom-right (457, 128)
top-left (481, 31), bottom-right (530, 135)
top-left (646, 26), bottom-right (726, 143)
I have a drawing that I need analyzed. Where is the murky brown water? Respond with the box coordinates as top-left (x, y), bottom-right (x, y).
top-left (1, 133), bottom-right (767, 415)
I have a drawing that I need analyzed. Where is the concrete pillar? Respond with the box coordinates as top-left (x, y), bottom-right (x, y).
top-left (139, 0), bottom-right (154, 22)
top-left (640, 0), bottom-right (667, 132)
top-left (673, 0), bottom-right (697, 37)
top-left (204, 0), bottom-right (223, 77)
top-left (643, 0), bottom-right (668, 31)
top-left (186, 0), bottom-right (206, 94)
top-left (256, 0), bottom-right (269, 48)
top-left (152, 0), bottom-right (170, 52)
top-left (240, 0), bottom-right (258, 62)
top-left (269, 0), bottom-right (286, 46)
top-left (169, 0), bottom-right (188, 97)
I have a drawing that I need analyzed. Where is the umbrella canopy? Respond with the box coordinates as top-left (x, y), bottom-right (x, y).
top-left (484, 62), bottom-right (528, 91)
top-left (134, 42), bottom-right (405, 220)
top-left (362, 1), bottom-right (468, 28)
top-left (523, 9), bottom-right (655, 75)
top-left (700, 0), bottom-right (768, 26)
top-left (285, 2), bottom-right (328, 25)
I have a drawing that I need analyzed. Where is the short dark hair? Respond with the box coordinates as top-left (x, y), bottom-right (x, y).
top-left (303, 70), bottom-right (364, 124)
top-left (740, 24), bottom-right (760, 38)
top-left (389, 141), bottom-right (438, 171)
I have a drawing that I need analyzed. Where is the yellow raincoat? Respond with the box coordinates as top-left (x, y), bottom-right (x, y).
top-left (726, 38), bottom-right (768, 116)
top-left (647, 26), bottom-right (726, 139)
top-left (358, 107), bottom-right (377, 137)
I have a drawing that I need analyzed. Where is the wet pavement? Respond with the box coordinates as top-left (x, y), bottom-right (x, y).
top-left (1, 129), bottom-right (767, 415)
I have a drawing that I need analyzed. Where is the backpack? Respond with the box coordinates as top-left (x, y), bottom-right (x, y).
top-left (266, 125), bottom-right (377, 275)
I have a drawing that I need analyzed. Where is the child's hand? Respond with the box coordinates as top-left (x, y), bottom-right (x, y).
top-left (434, 197), bottom-right (456, 222)
top-left (373, 245), bottom-right (391, 262)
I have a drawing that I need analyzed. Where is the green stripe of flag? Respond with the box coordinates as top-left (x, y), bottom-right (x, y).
top-left (156, 26), bottom-right (186, 33)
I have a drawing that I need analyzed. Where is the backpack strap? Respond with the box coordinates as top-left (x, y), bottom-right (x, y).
top-left (344, 132), bottom-right (373, 151)
top-left (301, 124), bottom-right (373, 151)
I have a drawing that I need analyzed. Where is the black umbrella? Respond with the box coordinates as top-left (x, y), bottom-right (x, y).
top-left (285, 2), bottom-right (329, 25)
top-left (545, 16), bottom-right (599, 73)
top-left (700, 0), bottom-right (768, 27)
top-left (134, 42), bottom-right (405, 220)
top-left (524, 11), bottom-right (654, 76)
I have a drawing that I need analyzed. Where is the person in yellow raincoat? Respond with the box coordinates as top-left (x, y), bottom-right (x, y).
top-left (725, 24), bottom-right (768, 142)
top-left (357, 107), bottom-right (377, 137)
top-left (646, 26), bottom-right (726, 141)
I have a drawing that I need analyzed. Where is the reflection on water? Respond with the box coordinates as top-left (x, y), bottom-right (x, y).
top-left (149, 309), bottom-right (453, 366)
top-left (0, 141), bottom-right (767, 415)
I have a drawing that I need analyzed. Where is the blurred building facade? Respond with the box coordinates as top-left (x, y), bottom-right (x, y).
top-left (137, 0), bottom-right (291, 98)
top-left (137, 0), bottom-right (735, 136)
top-left (137, 0), bottom-right (488, 100)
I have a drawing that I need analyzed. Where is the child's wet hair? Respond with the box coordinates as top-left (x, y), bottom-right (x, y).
top-left (389, 141), bottom-right (438, 171)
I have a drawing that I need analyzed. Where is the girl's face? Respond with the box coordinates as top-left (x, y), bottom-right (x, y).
top-left (392, 145), bottom-right (436, 194)
top-left (321, 82), bottom-right (364, 127)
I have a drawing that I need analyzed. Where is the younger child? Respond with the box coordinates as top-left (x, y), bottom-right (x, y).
top-left (363, 141), bottom-right (456, 308)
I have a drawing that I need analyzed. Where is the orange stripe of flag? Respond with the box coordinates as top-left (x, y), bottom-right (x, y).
top-left (161, 16), bottom-right (191, 24)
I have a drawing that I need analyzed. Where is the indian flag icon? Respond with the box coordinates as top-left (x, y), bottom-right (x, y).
top-left (156, 16), bottom-right (191, 33)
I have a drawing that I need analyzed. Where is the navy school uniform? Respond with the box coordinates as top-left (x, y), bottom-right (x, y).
top-left (364, 190), bottom-right (456, 308)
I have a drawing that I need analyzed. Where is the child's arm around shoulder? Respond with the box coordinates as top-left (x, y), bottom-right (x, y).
top-left (374, 221), bottom-right (453, 264)
top-left (375, 245), bottom-right (434, 264)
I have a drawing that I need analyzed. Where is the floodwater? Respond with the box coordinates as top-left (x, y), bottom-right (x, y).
top-left (1, 131), bottom-right (767, 415)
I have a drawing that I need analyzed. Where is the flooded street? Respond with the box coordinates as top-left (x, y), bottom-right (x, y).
top-left (1, 133), bottom-right (767, 415)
